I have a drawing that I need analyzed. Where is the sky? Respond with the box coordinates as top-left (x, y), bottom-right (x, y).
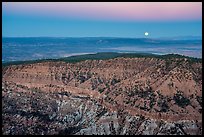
top-left (2, 2), bottom-right (202, 38)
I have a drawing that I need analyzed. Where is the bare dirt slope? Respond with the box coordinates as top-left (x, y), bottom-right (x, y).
top-left (2, 57), bottom-right (202, 135)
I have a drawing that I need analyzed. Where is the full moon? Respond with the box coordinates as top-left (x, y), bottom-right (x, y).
top-left (145, 32), bottom-right (149, 36)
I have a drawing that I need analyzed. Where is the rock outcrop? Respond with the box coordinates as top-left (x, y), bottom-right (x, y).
top-left (2, 57), bottom-right (202, 135)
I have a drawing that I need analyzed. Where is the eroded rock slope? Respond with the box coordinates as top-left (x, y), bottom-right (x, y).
top-left (2, 57), bottom-right (202, 135)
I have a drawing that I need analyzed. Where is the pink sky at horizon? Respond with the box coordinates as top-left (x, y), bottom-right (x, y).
top-left (3, 2), bottom-right (202, 21)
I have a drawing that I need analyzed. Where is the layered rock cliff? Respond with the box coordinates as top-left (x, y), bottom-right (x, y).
top-left (2, 56), bottom-right (202, 135)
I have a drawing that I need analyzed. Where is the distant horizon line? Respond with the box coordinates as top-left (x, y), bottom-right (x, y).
top-left (2, 35), bottom-right (202, 39)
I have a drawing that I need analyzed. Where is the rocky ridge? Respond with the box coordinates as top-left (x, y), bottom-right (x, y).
top-left (2, 56), bottom-right (202, 135)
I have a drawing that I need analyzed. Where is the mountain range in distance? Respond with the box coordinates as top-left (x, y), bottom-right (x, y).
top-left (2, 36), bottom-right (202, 63)
top-left (2, 35), bottom-right (202, 40)
top-left (156, 35), bottom-right (202, 40)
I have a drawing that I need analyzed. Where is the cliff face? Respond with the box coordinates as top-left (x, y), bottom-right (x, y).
top-left (2, 57), bottom-right (202, 135)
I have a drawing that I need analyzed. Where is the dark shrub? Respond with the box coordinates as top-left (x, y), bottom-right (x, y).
top-left (173, 92), bottom-right (190, 108)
